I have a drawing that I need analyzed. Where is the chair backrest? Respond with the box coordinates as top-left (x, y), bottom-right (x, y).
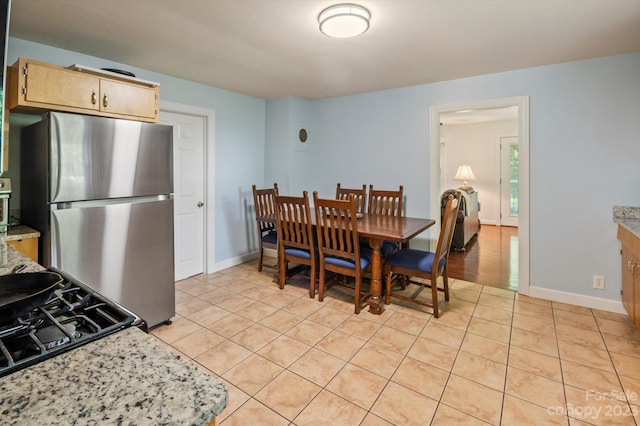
top-left (433, 192), bottom-right (461, 273)
top-left (252, 183), bottom-right (278, 231)
top-left (253, 183), bottom-right (279, 217)
top-left (275, 191), bottom-right (315, 254)
top-left (442, 188), bottom-right (466, 216)
top-left (368, 185), bottom-right (403, 217)
top-left (314, 192), bottom-right (363, 270)
top-left (336, 183), bottom-right (367, 214)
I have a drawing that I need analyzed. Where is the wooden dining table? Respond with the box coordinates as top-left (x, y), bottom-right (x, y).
top-left (257, 212), bottom-right (435, 315)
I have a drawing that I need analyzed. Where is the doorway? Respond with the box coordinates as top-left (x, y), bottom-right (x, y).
top-left (160, 101), bottom-right (216, 281)
top-left (429, 96), bottom-right (530, 295)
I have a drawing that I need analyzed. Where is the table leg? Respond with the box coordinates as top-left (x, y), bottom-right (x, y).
top-left (367, 238), bottom-right (384, 314)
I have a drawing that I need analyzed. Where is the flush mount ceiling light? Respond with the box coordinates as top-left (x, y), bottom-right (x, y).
top-left (318, 4), bottom-right (370, 39)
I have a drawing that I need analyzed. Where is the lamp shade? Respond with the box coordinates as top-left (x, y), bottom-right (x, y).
top-left (319, 4), bottom-right (370, 38)
top-left (454, 164), bottom-right (476, 189)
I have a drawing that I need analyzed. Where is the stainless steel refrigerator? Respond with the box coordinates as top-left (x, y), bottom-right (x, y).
top-left (20, 112), bottom-right (175, 328)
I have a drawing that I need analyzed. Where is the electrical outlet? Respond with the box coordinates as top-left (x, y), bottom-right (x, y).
top-left (593, 275), bottom-right (605, 290)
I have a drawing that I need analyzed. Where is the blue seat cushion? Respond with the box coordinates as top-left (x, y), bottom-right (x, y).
top-left (285, 247), bottom-right (311, 259)
top-left (380, 240), bottom-right (400, 256)
top-left (262, 231), bottom-right (277, 244)
top-left (325, 255), bottom-right (370, 270)
top-left (359, 246), bottom-right (373, 262)
top-left (385, 248), bottom-right (446, 274)
top-left (360, 241), bottom-right (398, 256)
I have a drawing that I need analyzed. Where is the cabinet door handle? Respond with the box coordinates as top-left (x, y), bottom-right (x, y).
top-left (91, 90), bottom-right (97, 105)
top-left (103, 94), bottom-right (108, 109)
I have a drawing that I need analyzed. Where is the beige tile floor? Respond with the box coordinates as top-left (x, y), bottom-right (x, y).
top-left (151, 257), bottom-right (640, 425)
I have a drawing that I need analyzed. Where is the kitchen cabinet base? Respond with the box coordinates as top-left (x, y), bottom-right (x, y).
top-left (617, 224), bottom-right (640, 331)
top-left (6, 237), bottom-right (38, 262)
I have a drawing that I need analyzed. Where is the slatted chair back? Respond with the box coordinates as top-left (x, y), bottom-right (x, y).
top-left (435, 193), bottom-right (461, 273)
top-left (253, 183), bottom-right (278, 220)
top-left (368, 185), bottom-right (403, 217)
top-left (313, 192), bottom-right (371, 313)
top-left (252, 183), bottom-right (279, 271)
top-left (367, 185), bottom-right (404, 254)
top-left (335, 183), bottom-right (367, 214)
top-left (274, 191), bottom-right (317, 297)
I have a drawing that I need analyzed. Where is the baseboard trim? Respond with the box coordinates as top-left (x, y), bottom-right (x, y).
top-left (211, 248), bottom-right (278, 273)
top-left (212, 252), bottom-right (258, 272)
top-left (528, 285), bottom-right (627, 314)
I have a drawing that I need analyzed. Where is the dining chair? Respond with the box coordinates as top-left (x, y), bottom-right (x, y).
top-left (368, 185), bottom-right (403, 217)
top-left (335, 183), bottom-right (367, 214)
top-left (368, 185), bottom-right (404, 256)
top-left (313, 192), bottom-right (372, 313)
top-left (274, 191), bottom-right (317, 298)
top-left (383, 192), bottom-right (460, 318)
top-left (252, 183), bottom-right (279, 272)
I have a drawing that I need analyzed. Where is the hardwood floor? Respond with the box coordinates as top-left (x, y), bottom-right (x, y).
top-left (447, 224), bottom-right (518, 291)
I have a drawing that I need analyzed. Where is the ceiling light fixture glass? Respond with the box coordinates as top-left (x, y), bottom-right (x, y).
top-left (318, 4), bottom-right (370, 39)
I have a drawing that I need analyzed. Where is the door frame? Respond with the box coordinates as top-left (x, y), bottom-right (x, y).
top-left (160, 100), bottom-right (216, 275)
top-left (429, 96), bottom-right (530, 295)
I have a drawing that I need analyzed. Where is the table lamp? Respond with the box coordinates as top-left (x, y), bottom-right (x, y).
top-left (454, 164), bottom-right (477, 190)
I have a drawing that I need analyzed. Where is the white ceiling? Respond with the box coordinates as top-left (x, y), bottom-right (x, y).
top-left (9, 0), bottom-right (640, 100)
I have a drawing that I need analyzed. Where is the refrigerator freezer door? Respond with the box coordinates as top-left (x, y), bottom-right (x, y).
top-left (49, 112), bottom-right (173, 203)
top-left (50, 197), bottom-right (175, 327)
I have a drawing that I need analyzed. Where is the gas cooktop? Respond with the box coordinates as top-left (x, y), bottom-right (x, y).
top-left (0, 268), bottom-right (143, 377)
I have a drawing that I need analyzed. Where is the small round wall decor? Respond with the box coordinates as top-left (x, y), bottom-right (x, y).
top-left (299, 128), bottom-right (308, 143)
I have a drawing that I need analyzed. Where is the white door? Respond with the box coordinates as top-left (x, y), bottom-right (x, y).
top-left (161, 111), bottom-right (205, 280)
top-left (500, 136), bottom-right (519, 227)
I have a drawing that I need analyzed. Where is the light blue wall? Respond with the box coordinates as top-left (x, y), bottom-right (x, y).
top-left (267, 53), bottom-right (640, 302)
top-left (7, 37), bottom-right (266, 264)
top-left (288, 97), bottom-right (314, 197)
top-left (10, 34), bottom-right (640, 303)
top-left (264, 97), bottom-right (314, 196)
top-left (265, 99), bottom-right (290, 193)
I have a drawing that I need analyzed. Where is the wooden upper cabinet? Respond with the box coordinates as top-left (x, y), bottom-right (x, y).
top-left (21, 61), bottom-right (100, 111)
top-left (99, 79), bottom-right (157, 119)
top-left (7, 58), bottom-right (159, 122)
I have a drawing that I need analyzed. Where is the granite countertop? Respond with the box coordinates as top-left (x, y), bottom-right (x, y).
top-left (0, 243), bottom-right (43, 275)
top-left (0, 327), bottom-right (227, 425)
top-left (0, 225), bottom-right (42, 274)
top-left (613, 206), bottom-right (640, 237)
top-left (0, 249), bottom-right (227, 425)
top-left (3, 225), bottom-right (41, 242)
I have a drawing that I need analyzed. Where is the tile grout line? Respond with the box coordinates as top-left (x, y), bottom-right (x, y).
top-left (550, 298), bottom-right (570, 424)
top-left (591, 306), bottom-right (638, 418)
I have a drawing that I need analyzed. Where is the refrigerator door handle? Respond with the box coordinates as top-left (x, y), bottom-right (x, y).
top-left (52, 194), bottom-right (173, 210)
